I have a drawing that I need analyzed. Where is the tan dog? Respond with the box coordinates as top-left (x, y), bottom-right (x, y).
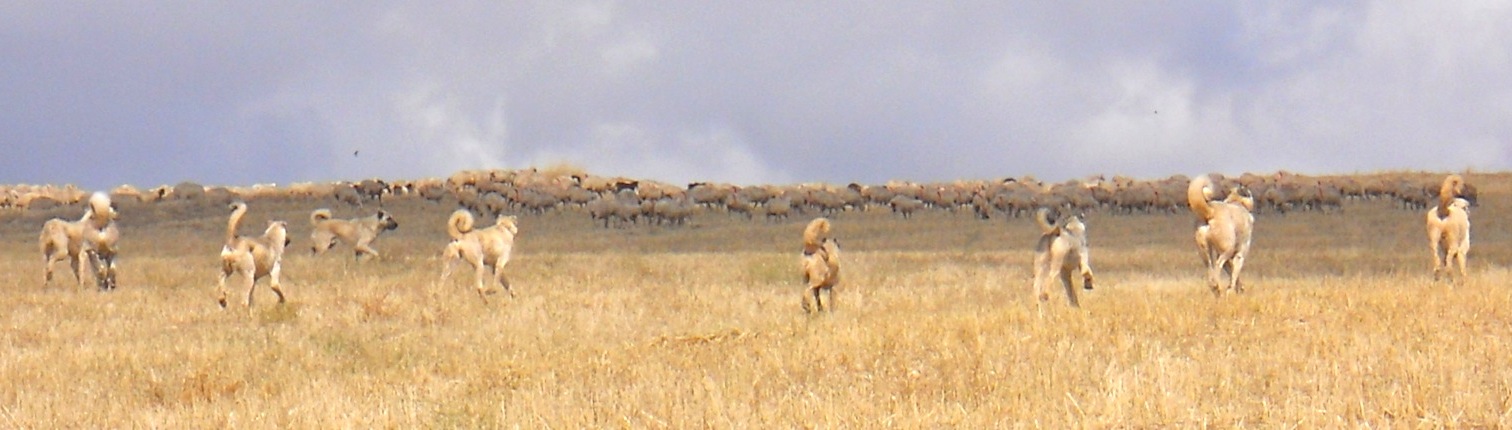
top-left (1188, 175), bottom-right (1255, 295)
top-left (309, 208), bottom-right (399, 259)
top-left (1030, 208), bottom-right (1095, 307)
top-left (440, 209), bottom-right (519, 303)
top-left (800, 217), bottom-right (841, 313)
top-left (217, 201), bottom-right (290, 311)
top-left (39, 192), bottom-right (120, 290)
top-left (1426, 175), bottom-right (1471, 285)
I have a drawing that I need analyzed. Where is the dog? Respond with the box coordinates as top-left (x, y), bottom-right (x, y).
top-left (1188, 175), bottom-right (1255, 295)
top-left (1030, 208), bottom-right (1095, 307)
top-left (309, 208), bottom-right (399, 259)
top-left (439, 209), bottom-right (519, 303)
top-left (218, 201), bottom-right (290, 311)
top-left (800, 217), bottom-right (841, 313)
top-left (39, 192), bottom-right (119, 290)
top-left (1427, 174), bottom-right (1471, 285)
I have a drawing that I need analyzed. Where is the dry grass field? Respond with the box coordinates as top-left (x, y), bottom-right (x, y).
top-left (1, 172), bottom-right (1510, 428)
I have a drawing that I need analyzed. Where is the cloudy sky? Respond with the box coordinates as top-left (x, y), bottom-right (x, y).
top-left (2, 2), bottom-right (1508, 190)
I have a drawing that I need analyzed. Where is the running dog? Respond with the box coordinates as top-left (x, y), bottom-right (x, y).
top-left (800, 217), bottom-right (841, 313)
top-left (218, 201), bottom-right (290, 311)
top-left (1030, 208), bottom-right (1095, 307)
top-left (440, 209), bottom-right (519, 303)
top-left (309, 208), bottom-right (399, 259)
top-left (1426, 175), bottom-right (1471, 285)
top-left (1188, 175), bottom-right (1255, 295)
top-left (39, 192), bottom-right (119, 290)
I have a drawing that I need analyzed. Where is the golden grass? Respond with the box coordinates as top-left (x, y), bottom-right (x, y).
top-left (0, 173), bottom-right (1509, 427)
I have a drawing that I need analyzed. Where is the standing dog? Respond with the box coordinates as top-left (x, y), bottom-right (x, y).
top-left (39, 192), bottom-right (120, 290)
top-left (440, 209), bottom-right (519, 303)
top-left (309, 208), bottom-right (399, 259)
top-left (1030, 208), bottom-right (1095, 307)
top-left (800, 217), bottom-right (841, 313)
top-left (1426, 175), bottom-right (1471, 285)
top-left (218, 201), bottom-right (290, 311)
top-left (1188, 175), bottom-right (1255, 295)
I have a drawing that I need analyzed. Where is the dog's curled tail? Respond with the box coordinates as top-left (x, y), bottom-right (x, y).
top-left (803, 217), bottom-right (831, 253)
top-left (1187, 175), bottom-right (1216, 222)
top-left (1437, 175), bottom-right (1464, 219)
top-left (448, 209), bottom-right (475, 240)
top-left (226, 201), bottom-right (248, 246)
top-left (310, 208), bottom-right (333, 225)
top-left (1034, 208), bottom-right (1057, 234)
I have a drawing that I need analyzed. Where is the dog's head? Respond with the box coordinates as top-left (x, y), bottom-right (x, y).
top-left (1225, 186), bottom-right (1255, 212)
top-left (265, 221), bottom-right (290, 248)
top-left (1060, 212), bottom-right (1087, 236)
top-left (377, 210), bottom-right (399, 231)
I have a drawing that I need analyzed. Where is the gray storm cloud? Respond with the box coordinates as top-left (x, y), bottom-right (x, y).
top-left (1, 2), bottom-right (1508, 190)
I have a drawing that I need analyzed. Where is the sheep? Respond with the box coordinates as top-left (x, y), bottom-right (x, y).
top-left (39, 192), bottom-right (119, 290)
top-left (217, 201), bottom-right (290, 311)
top-left (800, 217), bottom-right (841, 313)
top-left (440, 209), bottom-right (519, 303)
top-left (332, 184), bottom-right (363, 206)
top-left (172, 181), bottom-right (206, 201)
top-left (888, 195), bottom-right (925, 219)
top-left (1188, 175), bottom-right (1255, 295)
top-left (765, 196), bottom-right (794, 223)
top-left (1426, 175), bottom-right (1472, 285)
top-left (1029, 208), bottom-right (1095, 307)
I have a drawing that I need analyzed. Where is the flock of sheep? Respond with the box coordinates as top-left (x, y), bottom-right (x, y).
top-left (10, 168), bottom-right (1479, 312)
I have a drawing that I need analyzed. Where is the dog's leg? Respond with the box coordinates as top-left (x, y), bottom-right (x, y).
top-left (800, 272), bottom-right (814, 313)
top-left (1059, 267), bottom-right (1079, 308)
top-left (85, 250), bottom-right (105, 291)
top-left (1079, 249), bottom-right (1095, 291)
top-left (1429, 229), bottom-right (1445, 281)
top-left (103, 254), bottom-right (118, 291)
top-left (493, 261), bottom-right (514, 298)
top-left (269, 261), bottom-right (286, 304)
top-left (70, 252), bottom-right (87, 287)
top-left (216, 266), bottom-right (233, 309)
top-left (1207, 253), bottom-right (1227, 296)
top-left (1031, 254), bottom-right (1050, 303)
top-left (1227, 252), bottom-right (1247, 294)
top-left (243, 270), bottom-right (257, 311)
top-left (472, 255), bottom-right (491, 304)
top-left (42, 251), bottom-right (61, 285)
top-left (811, 286), bottom-right (824, 312)
top-left (355, 241), bottom-right (380, 260)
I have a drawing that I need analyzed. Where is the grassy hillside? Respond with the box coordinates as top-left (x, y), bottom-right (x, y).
top-left (0, 173), bottom-right (1507, 427)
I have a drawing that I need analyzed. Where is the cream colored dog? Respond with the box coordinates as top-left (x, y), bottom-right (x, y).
top-left (218, 201), bottom-right (290, 311)
top-left (1426, 175), bottom-right (1471, 285)
top-left (440, 209), bottom-right (519, 303)
top-left (800, 217), bottom-right (841, 313)
top-left (1188, 175), bottom-right (1255, 295)
top-left (309, 208), bottom-right (399, 259)
top-left (39, 192), bottom-right (119, 290)
top-left (1030, 208), bottom-right (1095, 307)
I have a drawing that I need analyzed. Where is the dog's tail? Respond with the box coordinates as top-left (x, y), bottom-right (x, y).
top-left (226, 201), bottom-right (248, 246)
top-left (310, 208), bottom-right (333, 225)
top-left (803, 217), bottom-right (831, 254)
top-left (1437, 175), bottom-right (1464, 219)
top-left (87, 191), bottom-right (116, 227)
top-left (1034, 208), bottom-right (1058, 234)
top-left (1187, 175), bottom-right (1216, 222)
top-left (448, 209), bottom-right (475, 240)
